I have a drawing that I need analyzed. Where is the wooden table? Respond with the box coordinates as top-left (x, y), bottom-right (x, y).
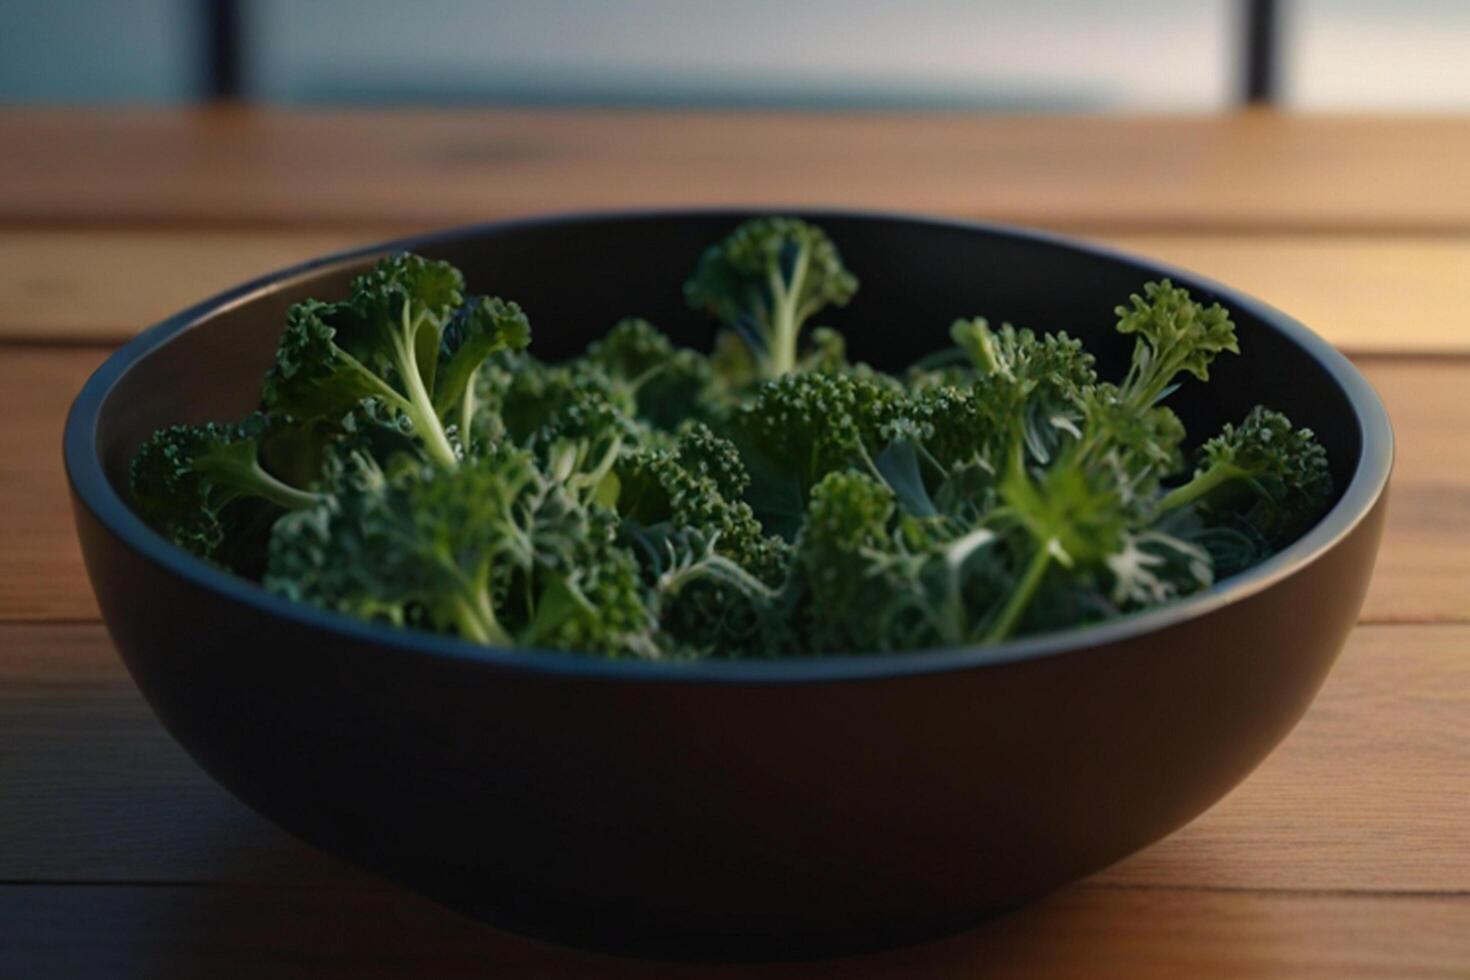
top-left (2, 109), bottom-right (1467, 978)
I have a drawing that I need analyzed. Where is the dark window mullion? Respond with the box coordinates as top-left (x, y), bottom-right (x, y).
top-left (201, 0), bottom-right (242, 101)
top-left (1241, 0), bottom-right (1281, 106)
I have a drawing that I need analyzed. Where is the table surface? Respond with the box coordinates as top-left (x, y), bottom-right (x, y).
top-left (2, 108), bottom-right (1466, 978)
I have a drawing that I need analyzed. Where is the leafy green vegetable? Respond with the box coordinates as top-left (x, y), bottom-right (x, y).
top-left (684, 217), bottom-right (857, 381)
top-left (1115, 279), bottom-right (1239, 406)
top-left (262, 255), bottom-right (528, 468)
top-left (1158, 405), bottom-right (1332, 543)
top-left (583, 317), bottom-right (717, 428)
top-left (434, 295), bottom-right (532, 452)
top-left (130, 413), bottom-right (322, 562)
top-left (130, 222), bottom-right (1334, 659)
top-left (267, 444), bottom-right (659, 655)
top-left (731, 371), bottom-right (909, 517)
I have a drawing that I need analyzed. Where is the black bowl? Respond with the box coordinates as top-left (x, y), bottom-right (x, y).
top-left (65, 210), bottom-right (1391, 960)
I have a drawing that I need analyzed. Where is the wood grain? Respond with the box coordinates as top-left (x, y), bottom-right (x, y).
top-left (0, 346), bottom-right (107, 621)
top-left (0, 230), bottom-right (381, 344)
top-left (1095, 622), bottom-right (1470, 891)
top-left (1358, 359), bottom-right (1470, 624)
top-left (5, 230), bottom-right (1470, 352)
top-left (7, 348), bottom-right (1466, 624)
top-left (4, 110), bottom-right (1470, 233)
top-left (1101, 233), bottom-right (1470, 354)
top-left (1, 884), bottom-right (1464, 980)
top-left (3, 622), bottom-right (1465, 892)
top-left (0, 623), bottom-right (350, 884)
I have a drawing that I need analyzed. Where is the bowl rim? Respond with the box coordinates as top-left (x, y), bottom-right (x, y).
top-left (64, 207), bottom-right (1394, 684)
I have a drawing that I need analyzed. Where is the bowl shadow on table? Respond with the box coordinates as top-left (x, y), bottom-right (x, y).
top-left (130, 874), bottom-right (1221, 978)
top-left (146, 768), bottom-right (1247, 977)
top-left (135, 740), bottom-right (1247, 977)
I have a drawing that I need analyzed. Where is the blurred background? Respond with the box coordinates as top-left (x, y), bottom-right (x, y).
top-left (3, 0), bottom-right (1469, 112)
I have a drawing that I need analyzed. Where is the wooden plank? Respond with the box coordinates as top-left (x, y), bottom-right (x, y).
top-left (3, 622), bottom-right (1466, 893)
top-left (1356, 359), bottom-right (1470, 625)
top-left (0, 623), bottom-right (349, 884)
top-left (0, 230), bottom-right (379, 344)
top-left (1, 883), bottom-right (1464, 979)
top-left (5, 230), bottom-right (1470, 352)
top-left (1094, 621), bottom-right (1470, 891)
top-left (0, 347), bottom-right (107, 621)
top-left (6, 347), bottom-right (1467, 624)
top-left (1101, 233), bottom-right (1470, 355)
top-left (4, 110), bottom-right (1470, 233)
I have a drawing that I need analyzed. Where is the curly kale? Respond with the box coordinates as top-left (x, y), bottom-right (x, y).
top-left (1114, 279), bottom-right (1239, 406)
top-left (263, 254), bottom-right (529, 468)
top-left (267, 446), bottom-right (658, 655)
top-left (684, 217), bottom-right (857, 381)
top-left (130, 223), bottom-right (1333, 659)
top-left (612, 428), bottom-right (787, 656)
top-left (130, 413), bottom-right (322, 561)
top-left (583, 317), bottom-right (717, 428)
top-left (787, 472), bottom-right (1007, 652)
top-left (1158, 405), bottom-right (1333, 544)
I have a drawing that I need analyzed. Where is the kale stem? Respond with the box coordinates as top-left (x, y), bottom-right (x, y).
top-left (659, 552), bottom-right (779, 603)
top-left (458, 369), bottom-right (477, 455)
top-left (450, 587), bottom-right (510, 647)
top-left (624, 361), bottom-right (667, 396)
top-left (915, 441), bottom-right (949, 480)
top-left (1156, 462), bottom-right (1246, 514)
top-left (247, 464), bottom-right (323, 511)
top-left (473, 586), bottom-right (510, 646)
top-left (193, 454), bottom-right (324, 511)
top-left (450, 595), bottom-right (491, 644)
top-left (394, 306), bottom-right (457, 468)
top-left (984, 542), bottom-right (1052, 643)
top-left (766, 241), bottom-right (810, 377)
top-left (764, 266), bottom-right (789, 377)
top-left (854, 440), bottom-right (886, 485)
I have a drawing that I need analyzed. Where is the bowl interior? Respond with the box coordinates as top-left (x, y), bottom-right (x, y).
top-left (92, 211), bottom-right (1364, 556)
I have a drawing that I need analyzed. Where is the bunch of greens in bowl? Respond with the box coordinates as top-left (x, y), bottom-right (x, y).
top-left (130, 217), bottom-right (1331, 659)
